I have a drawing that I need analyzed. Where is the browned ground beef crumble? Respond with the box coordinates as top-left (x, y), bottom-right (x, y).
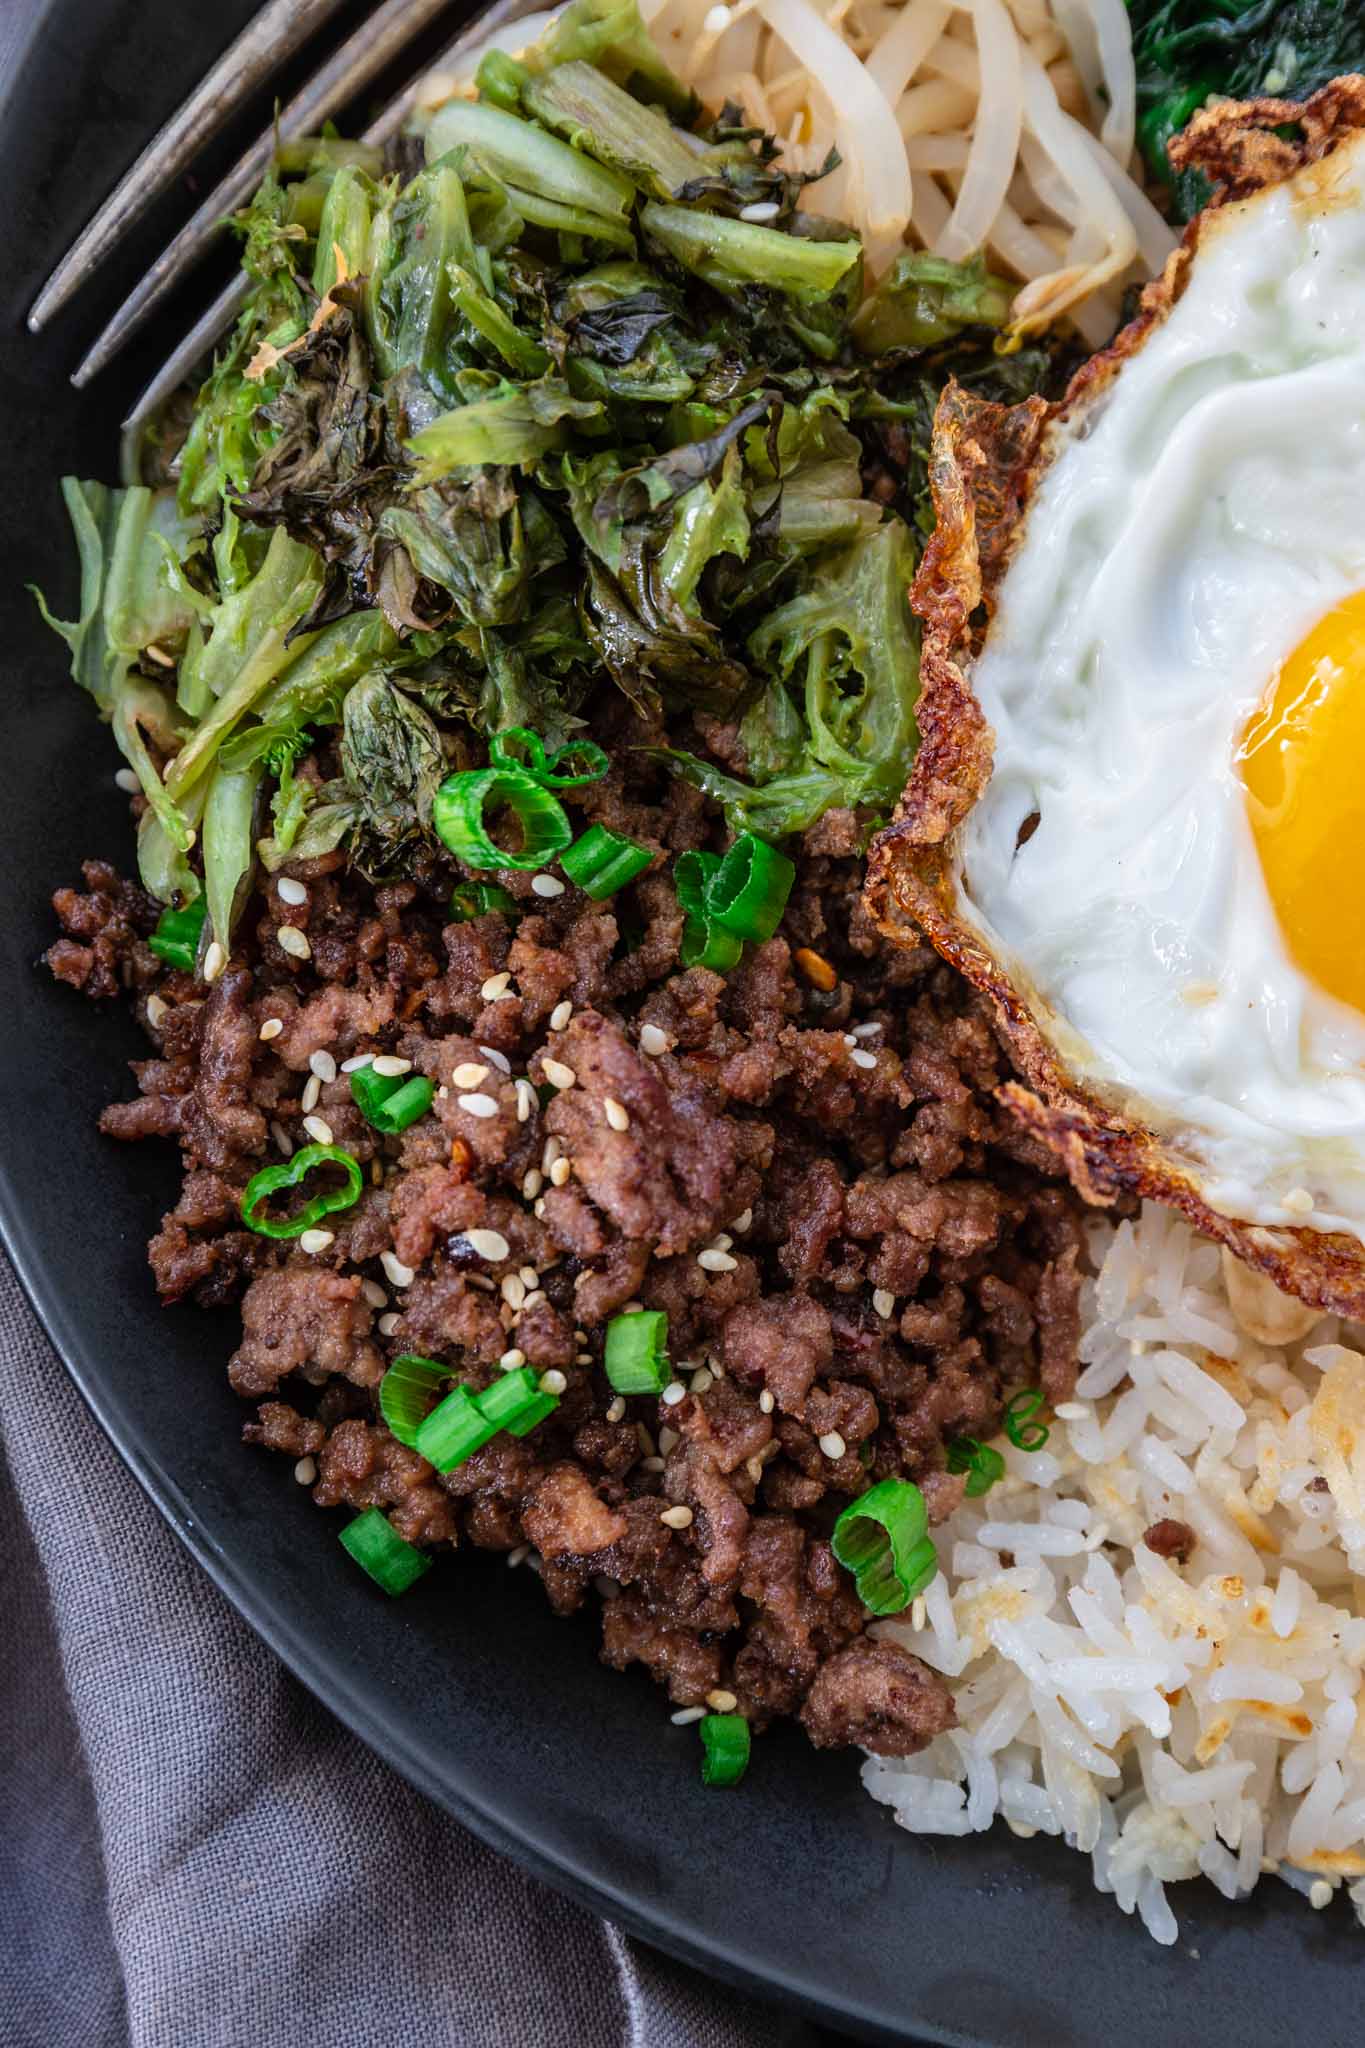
top-left (47, 703), bottom-right (1086, 1758)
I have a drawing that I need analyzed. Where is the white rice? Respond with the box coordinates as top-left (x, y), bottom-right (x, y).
top-left (862, 1201), bottom-right (1365, 1943)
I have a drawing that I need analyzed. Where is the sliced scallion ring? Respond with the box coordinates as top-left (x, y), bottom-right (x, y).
top-left (379, 1354), bottom-right (449, 1447)
top-left (562, 823), bottom-right (652, 900)
top-left (699, 1712), bottom-right (750, 1787)
top-left (604, 1308), bottom-right (669, 1395)
top-left (945, 1436), bottom-right (1005, 1498)
top-left (674, 850), bottom-right (743, 972)
top-left (706, 833), bottom-right (795, 943)
top-left (338, 1507), bottom-right (432, 1595)
top-left (414, 1384), bottom-right (499, 1472)
top-left (450, 880), bottom-right (518, 922)
top-left (490, 726), bottom-right (609, 789)
top-left (432, 766), bottom-right (572, 872)
top-left (476, 1365), bottom-right (553, 1433)
top-left (149, 895), bottom-right (207, 972)
top-left (351, 1066), bottom-right (436, 1135)
top-left (1004, 1389), bottom-right (1049, 1452)
top-left (830, 1478), bottom-right (937, 1617)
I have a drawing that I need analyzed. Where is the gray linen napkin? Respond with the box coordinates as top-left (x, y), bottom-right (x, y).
top-left (0, 1255), bottom-right (849, 2048)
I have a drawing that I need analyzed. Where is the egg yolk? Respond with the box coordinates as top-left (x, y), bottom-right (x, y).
top-left (1238, 591), bottom-right (1365, 1013)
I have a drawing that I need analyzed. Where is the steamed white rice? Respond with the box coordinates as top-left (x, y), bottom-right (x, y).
top-left (863, 1201), bottom-right (1365, 1944)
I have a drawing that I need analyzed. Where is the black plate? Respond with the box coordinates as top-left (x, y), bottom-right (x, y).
top-left (3, 7), bottom-right (1362, 2043)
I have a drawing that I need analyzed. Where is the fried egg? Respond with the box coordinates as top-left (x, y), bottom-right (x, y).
top-left (869, 96), bottom-right (1365, 1298)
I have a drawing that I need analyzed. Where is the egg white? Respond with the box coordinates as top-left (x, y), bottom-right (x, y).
top-left (953, 128), bottom-right (1365, 1245)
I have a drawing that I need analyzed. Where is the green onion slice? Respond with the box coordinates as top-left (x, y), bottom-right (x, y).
top-left (699, 1712), bottom-right (750, 1787)
top-left (351, 1066), bottom-right (436, 1135)
top-left (945, 1436), bottom-right (1005, 1498)
top-left (674, 850), bottom-right (743, 972)
top-left (830, 1478), bottom-right (937, 1617)
top-left (476, 1365), bottom-right (552, 1433)
top-left (451, 880), bottom-right (518, 922)
top-left (490, 726), bottom-right (609, 790)
top-left (415, 1384), bottom-right (499, 1472)
top-left (240, 1143), bottom-right (364, 1239)
top-left (149, 895), bottom-right (207, 972)
top-left (338, 1507), bottom-right (432, 1595)
top-left (432, 766), bottom-right (572, 872)
top-left (604, 1309), bottom-right (669, 1395)
top-left (379, 1354), bottom-right (449, 1447)
top-left (706, 833), bottom-right (795, 944)
top-left (504, 1392), bottom-right (559, 1438)
top-left (1004, 1389), bottom-right (1049, 1452)
top-left (562, 823), bottom-right (652, 901)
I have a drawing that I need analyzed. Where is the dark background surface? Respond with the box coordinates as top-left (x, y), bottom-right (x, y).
top-left (2, 4), bottom-right (1362, 2044)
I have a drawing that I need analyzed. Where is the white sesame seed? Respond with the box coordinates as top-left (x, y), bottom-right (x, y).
top-left (910, 1595), bottom-right (927, 1631)
top-left (520, 1290), bottom-right (546, 1315)
top-left (532, 873), bottom-right (566, 898)
top-left (670, 1704), bottom-right (707, 1725)
top-left (277, 924), bottom-right (311, 959)
top-left (301, 1074), bottom-right (322, 1113)
top-left (872, 1288), bottom-right (895, 1320)
top-left (843, 1033), bottom-right (857, 1048)
top-left (698, 1248), bottom-right (738, 1273)
top-left (533, 1197), bottom-right (547, 1218)
top-left (340, 1052), bottom-right (373, 1072)
top-left (115, 766), bottom-right (140, 793)
top-left (549, 1156), bottom-right (572, 1188)
top-left (604, 1097), bottom-right (630, 1132)
top-left (522, 1168), bottom-right (544, 1199)
top-left (309, 1049), bottom-right (337, 1084)
top-left (739, 200), bottom-right (780, 222)
top-left (1310, 1880), bottom-right (1334, 1910)
top-left (463, 1228), bottom-right (511, 1262)
top-left (641, 1454), bottom-right (666, 1472)
top-left (481, 972), bottom-right (512, 1001)
top-left (542, 1137), bottom-right (562, 1170)
top-left (1284, 1186), bottom-right (1315, 1215)
top-left (271, 1121), bottom-right (294, 1157)
top-left (731, 1208), bottom-right (752, 1234)
top-left (378, 1312), bottom-right (400, 1337)
top-left (293, 1455), bottom-right (317, 1485)
top-left (758, 1389), bottom-right (774, 1415)
top-left (622, 1302), bottom-right (644, 1315)
top-left (372, 1055), bottom-right (412, 1078)
top-left (361, 1279), bottom-right (388, 1309)
top-left (499, 1347), bottom-right (527, 1370)
top-left (519, 1264), bottom-right (538, 1288)
top-left (299, 1228), bottom-right (335, 1256)
top-left (658, 1426), bottom-right (680, 1454)
top-left (746, 1456), bottom-right (764, 1485)
top-left (437, 1087), bottom-right (448, 1100)
top-left (259, 1016), bottom-right (284, 1042)
top-left (515, 1078), bottom-right (537, 1123)
top-left (818, 1430), bottom-right (847, 1460)
top-left (575, 1352), bottom-right (592, 1366)
top-left (852, 1021), bottom-right (882, 1038)
top-left (502, 1274), bottom-right (526, 1310)
top-left (479, 1045), bottom-right (511, 1073)
top-left (507, 1543), bottom-right (531, 1568)
top-left (850, 1048), bottom-right (878, 1070)
top-left (203, 940), bottom-right (226, 982)
top-left (550, 999), bottom-right (574, 1031)
top-left (277, 876), bottom-right (308, 906)
top-left (606, 1397), bottom-right (626, 1423)
top-left (458, 1092), bottom-right (498, 1118)
top-left (380, 1251), bottom-right (415, 1288)
top-left (639, 1023), bottom-right (668, 1056)
top-left (146, 993), bottom-right (169, 1029)
top-left (661, 1381), bottom-right (686, 1407)
top-left (660, 1504), bottom-right (694, 1529)
top-left (1053, 1400), bottom-right (1088, 1421)
top-left (450, 1061), bottom-right (489, 1088)
top-left (302, 1115), bottom-right (334, 1145)
top-left (539, 1369), bottom-right (568, 1396)
top-left (706, 1687), bottom-right (738, 1711)
top-left (711, 1233), bottom-right (732, 1252)
top-left (690, 1368), bottom-right (714, 1394)
top-left (542, 1057), bottom-right (576, 1090)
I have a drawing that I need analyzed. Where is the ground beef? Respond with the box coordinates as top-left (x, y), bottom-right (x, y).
top-left (47, 702), bottom-right (1089, 1762)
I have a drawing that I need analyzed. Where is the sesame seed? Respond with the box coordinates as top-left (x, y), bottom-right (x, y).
top-left (539, 1369), bottom-right (568, 1396)
top-left (203, 940), bottom-right (226, 982)
top-left (458, 1092), bottom-right (498, 1118)
top-left (641, 1454), bottom-right (666, 1473)
top-left (604, 1097), bottom-right (630, 1131)
top-left (372, 1055), bottom-right (412, 1078)
top-left (872, 1288), bottom-right (895, 1320)
top-left (277, 924), bottom-right (311, 959)
top-left (519, 1264), bottom-right (539, 1288)
top-left (658, 1426), bottom-right (679, 1454)
top-left (661, 1381), bottom-right (686, 1407)
top-left (852, 1021), bottom-right (882, 1038)
top-left (480, 972), bottom-right (511, 1001)
top-left (660, 1504), bottom-right (694, 1529)
top-left (706, 1687), bottom-right (738, 1711)
top-left (1284, 1186), bottom-right (1315, 1215)
top-left (309, 1050), bottom-right (337, 1084)
top-left (690, 1368), bottom-right (714, 1394)
top-left (576, 1351), bottom-right (593, 1366)
top-left (843, 1033), bottom-right (857, 1048)
top-left (711, 1233), bottom-right (732, 1252)
top-left (293, 1455), bottom-right (317, 1485)
top-left (463, 1228), bottom-right (511, 1262)
top-left (739, 200), bottom-right (780, 222)
top-left (507, 1543), bottom-right (531, 1568)
top-left (302, 1115), bottom-right (334, 1146)
top-left (271, 1121), bottom-right (294, 1157)
top-left (361, 1279), bottom-right (388, 1309)
top-left (533, 1197), bottom-right (547, 1218)
top-left (732, 1208), bottom-right (752, 1233)
top-left (340, 1053), bottom-right (373, 1072)
top-left (520, 1290), bottom-right (545, 1315)
top-left (1053, 1400), bottom-right (1088, 1421)
top-left (115, 766), bottom-right (140, 793)
top-left (301, 1074), bottom-right (321, 1113)
top-left (793, 946), bottom-right (836, 991)
top-left (758, 1389), bottom-right (775, 1414)
top-left (549, 1156), bottom-right (572, 1187)
top-left (543, 1137), bottom-right (562, 1170)
top-left (299, 1228), bottom-right (335, 1256)
top-left (850, 1048), bottom-right (878, 1070)
top-left (259, 1017), bottom-right (283, 1042)
top-left (698, 1248), bottom-right (737, 1273)
top-left (502, 1274), bottom-right (526, 1310)
top-left (437, 1087), bottom-right (448, 1100)
top-left (515, 1078), bottom-right (537, 1123)
top-left (746, 1456), bottom-right (765, 1485)
top-left (523, 1168), bottom-right (544, 1199)
top-left (819, 1430), bottom-right (847, 1460)
top-left (146, 993), bottom-right (169, 1029)
top-left (380, 1251), bottom-right (415, 1288)
top-left (378, 1312), bottom-right (400, 1337)
top-left (639, 1023), bottom-right (668, 1056)
top-left (670, 1705), bottom-right (707, 1725)
top-left (450, 1062), bottom-right (489, 1089)
top-left (606, 1397), bottom-right (626, 1424)
top-left (621, 1302), bottom-right (644, 1315)
top-left (277, 876), bottom-right (308, 906)
top-left (542, 1057), bottom-right (576, 1090)
top-left (532, 874), bottom-right (566, 898)
top-left (1310, 1880), bottom-right (1334, 1910)
top-left (371, 1160), bottom-right (384, 1187)
top-left (499, 1347), bottom-right (527, 1371)
top-left (550, 1000), bottom-right (574, 1031)
top-left (910, 1595), bottom-right (927, 1630)
top-left (479, 1046), bottom-right (512, 1073)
